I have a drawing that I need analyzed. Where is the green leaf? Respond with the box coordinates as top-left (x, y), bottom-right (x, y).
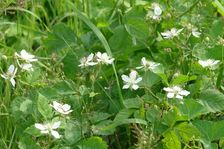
top-left (198, 89), bottom-right (224, 113)
top-left (171, 75), bottom-right (197, 86)
top-left (212, 0), bottom-right (224, 16)
top-left (114, 108), bottom-right (136, 122)
top-left (18, 135), bottom-right (41, 149)
top-left (44, 23), bottom-right (77, 52)
top-left (124, 6), bottom-right (149, 39)
top-left (192, 120), bottom-right (224, 142)
top-left (62, 51), bottom-right (78, 79)
top-left (89, 112), bottom-right (112, 124)
top-left (173, 122), bottom-right (201, 143)
top-left (37, 93), bottom-right (52, 119)
top-left (177, 99), bottom-right (207, 120)
top-left (64, 123), bottom-right (82, 145)
top-left (19, 99), bottom-right (33, 114)
top-left (77, 136), bottom-right (108, 149)
top-left (123, 98), bottom-right (143, 109)
top-left (163, 131), bottom-right (181, 149)
top-left (140, 71), bottom-right (161, 88)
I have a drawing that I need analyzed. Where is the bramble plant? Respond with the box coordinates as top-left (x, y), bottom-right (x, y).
top-left (0, 0), bottom-right (224, 149)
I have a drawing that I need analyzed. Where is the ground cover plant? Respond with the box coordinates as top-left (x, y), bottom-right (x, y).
top-left (0, 0), bottom-right (224, 148)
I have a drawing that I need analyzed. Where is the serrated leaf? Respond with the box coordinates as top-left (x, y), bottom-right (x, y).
top-left (37, 93), bottom-right (52, 119)
top-left (198, 89), bottom-right (224, 113)
top-left (64, 123), bottom-right (82, 145)
top-left (171, 75), bottom-right (197, 85)
top-left (163, 131), bottom-right (181, 149)
top-left (123, 98), bottom-right (143, 109)
top-left (192, 120), bottom-right (224, 142)
top-left (77, 136), bottom-right (108, 149)
top-left (20, 99), bottom-right (32, 114)
top-left (44, 23), bottom-right (77, 52)
top-left (177, 99), bottom-right (207, 120)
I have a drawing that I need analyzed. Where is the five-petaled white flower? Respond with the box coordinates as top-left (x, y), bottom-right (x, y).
top-left (146, 3), bottom-right (162, 20)
top-left (50, 101), bottom-right (73, 115)
top-left (96, 52), bottom-right (115, 65)
top-left (15, 49), bottom-right (38, 62)
top-left (78, 53), bottom-right (97, 68)
top-left (15, 49), bottom-right (37, 71)
top-left (161, 28), bottom-right (183, 39)
top-left (163, 86), bottom-right (190, 99)
top-left (122, 70), bottom-right (142, 90)
top-left (136, 57), bottom-right (160, 71)
top-left (198, 59), bottom-right (220, 69)
top-left (1, 65), bottom-right (17, 87)
top-left (35, 121), bottom-right (61, 139)
top-left (192, 28), bottom-right (201, 38)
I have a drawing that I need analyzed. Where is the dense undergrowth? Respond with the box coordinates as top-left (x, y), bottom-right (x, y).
top-left (0, 0), bottom-right (224, 149)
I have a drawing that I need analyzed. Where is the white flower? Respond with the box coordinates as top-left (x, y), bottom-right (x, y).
top-left (78, 53), bottom-right (97, 68)
top-left (96, 52), bottom-right (114, 65)
top-left (198, 59), bottom-right (220, 69)
top-left (136, 57), bottom-right (160, 71)
top-left (35, 121), bottom-right (61, 139)
top-left (146, 3), bottom-right (162, 20)
top-left (121, 70), bottom-right (142, 90)
top-left (50, 101), bottom-right (73, 115)
top-left (19, 63), bottom-right (34, 71)
top-left (163, 86), bottom-right (190, 99)
top-left (192, 28), bottom-right (201, 38)
top-left (1, 65), bottom-right (17, 87)
top-left (161, 28), bottom-right (183, 39)
top-left (15, 49), bottom-right (37, 62)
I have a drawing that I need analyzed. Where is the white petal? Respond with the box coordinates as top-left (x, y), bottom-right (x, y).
top-left (62, 104), bottom-right (71, 111)
top-left (179, 90), bottom-right (190, 96)
top-left (35, 123), bottom-right (46, 131)
top-left (51, 130), bottom-right (60, 139)
top-left (87, 53), bottom-right (94, 61)
top-left (135, 77), bottom-right (142, 83)
top-left (8, 65), bottom-right (15, 74)
top-left (121, 75), bottom-right (129, 82)
top-left (10, 78), bottom-right (16, 87)
top-left (122, 84), bottom-right (130, 89)
top-left (129, 70), bottom-right (137, 79)
top-left (52, 121), bottom-right (61, 129)
top-left (167, 93), bottom-right (175, 98)
top-left (40, 130), bottom-right (49, 134)
top-left (176, 94), bottom-right (183, 99)
top-left (163, 87), bottom-right (174, 92)
top-left (132, 84), bottom-right (139, 90)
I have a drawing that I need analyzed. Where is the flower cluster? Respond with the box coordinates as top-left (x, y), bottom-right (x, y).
top-left (146, 3), bottom-right (162, 21)
top-left (1, 49), bottom-right (37, 87)
top-left (35, 101), bottom-right (72, 139)
top-left (15, 49), bottom-right (38, 71)
top-left (78, 52), bottom-right (114, 68)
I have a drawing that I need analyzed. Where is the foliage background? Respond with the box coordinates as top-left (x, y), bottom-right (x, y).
top-left (0, 0), bottom-right (224, 148)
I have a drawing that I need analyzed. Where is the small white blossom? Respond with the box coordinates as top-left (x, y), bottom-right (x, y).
top-left (198, 59), bottom-right (220, 69)
top-left (15, 50), bottom-right (37, 71)
top-left (1, 65), bottom-right (17, 87)
top-left (50, 101), bottom-right (73, 115)
top-left (78, 53), bottom-right (97, 68)
top-left (146, 3), bottom-right (162, 21)
top-left (96, 52), bottom-right (114, 65)
top-left (192, 28), bottom-right (201, 38)
top-left (161, 28), bottom-right (183, 39)
top-left (163, 86), bottom-right (190, 99)
top-left (35, 121), bottom-right (61, 139)
top-left (136, 57), bottom-right (160, 71)
top-left (122, 70), bottom-right (142, 90)
top-left (15, 49), bottom-right (37, 62)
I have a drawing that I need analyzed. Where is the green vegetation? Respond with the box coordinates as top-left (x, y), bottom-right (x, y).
top-left (0, 0), bottom-right (224, 148)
